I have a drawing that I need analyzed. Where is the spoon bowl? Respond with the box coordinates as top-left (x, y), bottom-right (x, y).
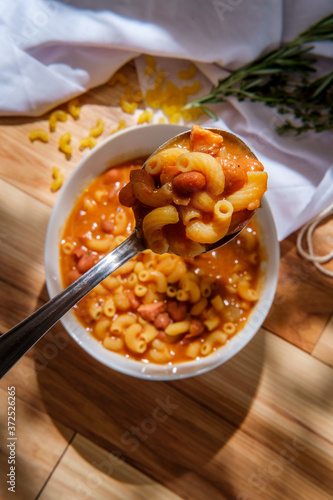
top-left (134, 126), bottom-right (260, 254)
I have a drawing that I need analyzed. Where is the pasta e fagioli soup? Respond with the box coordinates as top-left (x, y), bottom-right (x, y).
top-left (60, 156), bottom-right (265, 365)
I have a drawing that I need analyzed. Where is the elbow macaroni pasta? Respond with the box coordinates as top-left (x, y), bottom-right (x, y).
top-left (177, 152), bottom-right (225, 196)
top-left (142, 205), bottom-right (179, 254)
top-left (51, 166), bottom-right (63, 192)
top-left (29, 129), bottom-right (49, 143)
top-left (49, 109), bottom-right (68, 132)
top-left (79, 136), bottom-right (97, 151)
top-left (68, 99), bottom-right (81, 119)
top-left (89, 118), bottom-right (104, 138)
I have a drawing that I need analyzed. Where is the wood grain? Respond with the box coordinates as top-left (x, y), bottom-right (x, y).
top-left (263, 231), bottom-right (333, 352)
top-left (312, 314), bottom-right (333, 367)
top-left (38, 433), bottom-right (183, 500)
top-left (0, 64), bottom-right (139, 208)
top-left (0, 60), bottom-right (332, 500)
top-left (0, 386), bottom-right (74, 500)
top-left (0, 180), bottom-right (50, 297)
top-left (3, 325), bottom-right (330, 500)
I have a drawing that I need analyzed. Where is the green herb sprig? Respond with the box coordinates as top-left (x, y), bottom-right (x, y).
top-left (185, 14), bottom-right (333, 135)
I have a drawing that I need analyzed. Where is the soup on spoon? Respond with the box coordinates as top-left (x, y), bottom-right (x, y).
top-left (119, 125), bottom-right (267, 258)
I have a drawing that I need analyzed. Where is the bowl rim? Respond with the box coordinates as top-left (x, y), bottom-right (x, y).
top-left (45, 123), bottom-right (280, 381)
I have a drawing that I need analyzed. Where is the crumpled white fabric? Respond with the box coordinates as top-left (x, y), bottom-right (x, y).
top-left (1, 0), bottom-right (332, 241)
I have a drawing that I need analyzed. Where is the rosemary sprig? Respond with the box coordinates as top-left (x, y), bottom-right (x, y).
top-left (186, 14), bottom-right (333, 135)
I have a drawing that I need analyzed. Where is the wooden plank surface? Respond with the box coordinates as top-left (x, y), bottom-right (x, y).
top-left (0, 61), bottom-right (332, 500)
top-left (313, 314), bottom-right (333, 367)
top-left (38, 433), bottom-right (183, 500)
top-left (0, 386), bottom-right (74, 500)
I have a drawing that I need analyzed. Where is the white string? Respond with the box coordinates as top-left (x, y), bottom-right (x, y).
top-left (296, 203), bottom-right (333, 278)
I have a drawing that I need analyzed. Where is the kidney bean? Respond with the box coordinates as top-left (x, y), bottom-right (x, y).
top-left (104, 168), bottom-right (122, 184)
top-left (172, 171), bottom-right (206, 195)
top-left (186, 319), bottom-right (204, 338)
top-left (77, 254), bottom-right (96, 273)
top-left (154, 312), bottom-right (171, 329)
top-left (166, 301), bottom-right (187, 322)
top-left (157, 330), bottom-right (167, 341)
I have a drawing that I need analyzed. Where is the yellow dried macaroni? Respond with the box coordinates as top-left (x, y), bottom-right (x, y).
top-left (89, 118), bottom-right (104, 138)
top-left (178, 64), bottom-right (197, 80)
top-left (59, 132), bottom-right (72, 159)
top-left (143, 56), bottom-right (202, 123)
top-left (50, 166), bottom-right (63, 192)
top-left (68, 99), bottom-right (81, 119)
top-left (49, 109), bottom-right (68, 132)
top-left (145, 55), bottom-right (156, 76)
top-left (79, 136), bottom-right (97, 151)
top-left (120, 96), bottom-right (138, 114)
top-left (137, 109), bottom-right (154, 124)
top-left (29, 129), bottom-right (49, 143)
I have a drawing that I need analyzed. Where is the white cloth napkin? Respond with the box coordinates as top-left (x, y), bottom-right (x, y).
top-left (1, 0), bottom-right (332, 241)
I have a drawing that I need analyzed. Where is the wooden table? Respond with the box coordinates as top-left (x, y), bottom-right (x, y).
top-left (0, 62), bottom-right (333, 500)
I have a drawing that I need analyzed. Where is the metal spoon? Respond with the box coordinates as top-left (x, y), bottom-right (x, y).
top-left (0, 128), bottom-right (257, 378)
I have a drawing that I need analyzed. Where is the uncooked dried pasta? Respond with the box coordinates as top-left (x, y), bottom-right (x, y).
top-left (120, 96), bottom-right (138, 114)
top-left (59, 132), bottom-right (72, 159)
top-left (178, 64), bottom-right (197, 80)
top-left (49, 109), bottom-right (67, 132)
top-left (79, 136), bottom-right (97, 151)
top-left (51, 166), bottom-right (63, 192)
top-left (68, 99), bottom-right (80, 119)
top-left (29, 129), bottom-right (49, 143)
top-left (89, 118), bottom-right (104, 138)
top-left (143, 56), bottom-right (202, 123)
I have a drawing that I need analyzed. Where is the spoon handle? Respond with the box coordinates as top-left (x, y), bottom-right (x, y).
top-left (0, 230), bottom-right (144, 379)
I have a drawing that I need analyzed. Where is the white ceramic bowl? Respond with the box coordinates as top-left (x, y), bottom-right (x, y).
top-left (45, 124), bottom-right (279, 380)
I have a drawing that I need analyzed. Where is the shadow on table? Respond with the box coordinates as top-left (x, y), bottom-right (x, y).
top-left (33, 303), bottom-right (266, 500)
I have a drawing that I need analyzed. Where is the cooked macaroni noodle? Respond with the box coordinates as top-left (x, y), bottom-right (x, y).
top-left (119, 125), bottom-right (267, 257)
top-left (60, 157), bottom-right (263, 365)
